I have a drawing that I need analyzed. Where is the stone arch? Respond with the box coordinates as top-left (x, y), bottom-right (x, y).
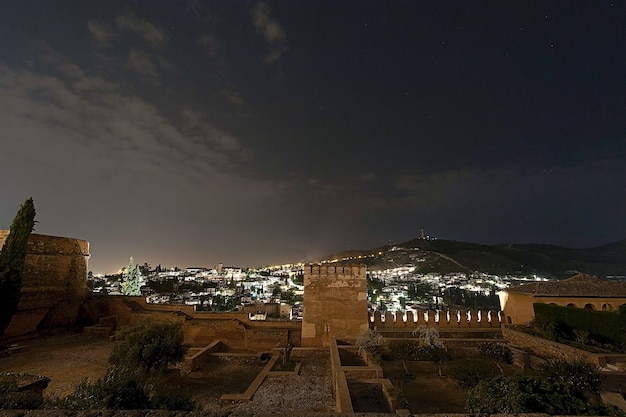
top-left (602, 303), bottom-right (613, 311)
top-left (584, 303), bottom-right (594, 310)
top-left (566, 303), bottom-right (576, 308)
top-left (507, 316), bottom-right (512, 324)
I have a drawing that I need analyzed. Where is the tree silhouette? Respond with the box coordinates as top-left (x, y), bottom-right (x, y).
top-left (0, 198), bottom-right (36, 337)
top-left (122, 257), bottom-right (142, 296)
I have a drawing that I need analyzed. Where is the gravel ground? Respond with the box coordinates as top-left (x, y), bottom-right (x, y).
top-left (220, 351), bottom-right (336, 416)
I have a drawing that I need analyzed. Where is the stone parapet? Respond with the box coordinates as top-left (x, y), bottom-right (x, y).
top-left (370, 309), bottom-right (502, 328)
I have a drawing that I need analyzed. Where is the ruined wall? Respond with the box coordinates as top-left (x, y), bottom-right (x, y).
top-left (302, 264), bottom-right (368, 347)
top-left (370, 309), bottom-right (502, 329)
top-left (0, 232), bottom-right (90, 338)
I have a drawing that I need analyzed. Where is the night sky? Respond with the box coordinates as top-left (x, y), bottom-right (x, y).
top-left (1, 1), bottom-right (625, 274)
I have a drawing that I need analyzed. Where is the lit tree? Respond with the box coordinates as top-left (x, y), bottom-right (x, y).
top-left (0, 198), bottom-right (36, 336)
top-left (122, 257), bottom-right (142, 296)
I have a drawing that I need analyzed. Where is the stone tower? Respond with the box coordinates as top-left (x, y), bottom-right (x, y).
top-left (302, 263), bottom-right (368, 347)
top-left (0, 232), bottom-right (90, 338)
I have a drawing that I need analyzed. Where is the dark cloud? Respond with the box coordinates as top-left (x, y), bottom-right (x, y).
top-left (0, 1), bottom-right (624, 273)
top-left (250, 2), bottom-right (288, 64)
top-left (115, 14), bottom-right (168, 49)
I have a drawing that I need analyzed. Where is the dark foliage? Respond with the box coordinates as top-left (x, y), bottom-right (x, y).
top-left (389, 342), bottom-right (451, 362)
top-left (451, 361), bottom-right (499, 388)
top-left (54, 367), bottom-right (150, 410)
top-left (533, 303), bottom-right (625, 352)
top-left (466, 360), bottom-right (624, 416)
top-left (0, 373), bottom-right (47, 409)
top-left (0, 198), bottom-right (36, 337)
top-left (54, 320), bottom-right (195, 411)
top-left (477, 341), bottom-right (514, 364)
top-left (109, 319), bottom-right (188, 373)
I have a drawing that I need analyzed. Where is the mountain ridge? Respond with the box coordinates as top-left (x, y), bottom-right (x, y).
top-left (316, 237), bottom-right (626, 278)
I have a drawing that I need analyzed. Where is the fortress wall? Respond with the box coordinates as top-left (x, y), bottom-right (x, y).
top-left (182, 318), bottom-right (301, 350)
top-left (103, 297), bottom-right (301, 350)
top-left (0, 232), bottom-right (90, 338)
top-left (302, 264), bottom-right (369, 347)
top-left (370, 309), bottom-right (502, 329)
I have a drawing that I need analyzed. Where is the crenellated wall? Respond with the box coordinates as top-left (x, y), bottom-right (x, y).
top-left (302, 264), bottom-right (369, 347)
top-left (369, 309), bottom-right (503, 328)
top-left (0, 232), bottom-right (90, 338)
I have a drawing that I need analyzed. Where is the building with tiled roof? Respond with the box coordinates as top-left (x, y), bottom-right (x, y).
top-left (499, 273), bottom-right (626, 325)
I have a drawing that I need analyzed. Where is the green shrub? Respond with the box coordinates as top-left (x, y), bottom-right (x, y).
top-left (478, 341), bottom-right (513, 364)
top-left (390, 342), bottom-right (421, 360)
top-left (466, 375), bottom-right (526, 414)
top-left (0, 373), bottom-right (46, 409)
top-left (55, 320), bottom-right (195, 411)
top-left (465, 360), bottom-right (617, 415)
top-left (150, 385), bottom-right (196, 411)
top-left (534, 303), bottom-right (624, 350)
top-left (451, 362), bottom-right (498, 388)
top-left (110, 319), bottom-right (188, 373)
top-left (54, 367), bottom-right (150, 410)
top-left (540, 360), bottom-right (601, 395)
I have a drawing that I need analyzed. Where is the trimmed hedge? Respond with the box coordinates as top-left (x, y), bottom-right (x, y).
top-left (533, 303), bottom-right (625, 347)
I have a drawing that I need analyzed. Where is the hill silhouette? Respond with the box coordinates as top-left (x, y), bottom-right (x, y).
top-left (318, 238), bottom-right (626, 278)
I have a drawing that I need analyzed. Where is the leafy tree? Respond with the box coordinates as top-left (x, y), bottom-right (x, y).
top-left (139, 262), bottom-right (151, 276)
top-left (412, 325), bottom-right (446, 350)
top-left (122, 257), bottom-right (142, 296)
top-left (0, 198), bottom-right (36, 336)
top-left (356, 328), bottom-right (385, 360)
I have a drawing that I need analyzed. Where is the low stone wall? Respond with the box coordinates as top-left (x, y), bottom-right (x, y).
top-left (182, 318), bottom-right (301, 350)
top-left (219, 353), bottom-right (278, 404)
top-left (182, 340), bottom-right (225, 373)
top-left (329, 338), bottom-right (401, 414)
top-left (0, 410), bottom-right (439, 417)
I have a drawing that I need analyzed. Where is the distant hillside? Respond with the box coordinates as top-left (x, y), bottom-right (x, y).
top-left (318, 238), bottom-right (626, 278)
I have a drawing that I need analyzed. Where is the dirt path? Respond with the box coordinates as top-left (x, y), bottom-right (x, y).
top-left (0, 333), bottom-right (114, 399)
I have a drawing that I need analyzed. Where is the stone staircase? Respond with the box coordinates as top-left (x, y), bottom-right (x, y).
top-left (83, 315), bottom-right (117, 338)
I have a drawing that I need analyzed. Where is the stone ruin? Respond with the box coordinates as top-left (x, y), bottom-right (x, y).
top-left (0, 232), bottom-right (90, 338)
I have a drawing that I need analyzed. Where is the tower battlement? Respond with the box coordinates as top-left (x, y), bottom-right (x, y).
top-left (302, 263), bottom-right (368, 347)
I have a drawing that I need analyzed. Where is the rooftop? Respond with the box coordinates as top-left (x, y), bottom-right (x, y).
top-left (505, 273), bottom-right (626, 298)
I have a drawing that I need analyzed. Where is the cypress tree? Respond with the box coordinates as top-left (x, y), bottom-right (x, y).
top-left (0, 198), bottom-right (36, 337)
